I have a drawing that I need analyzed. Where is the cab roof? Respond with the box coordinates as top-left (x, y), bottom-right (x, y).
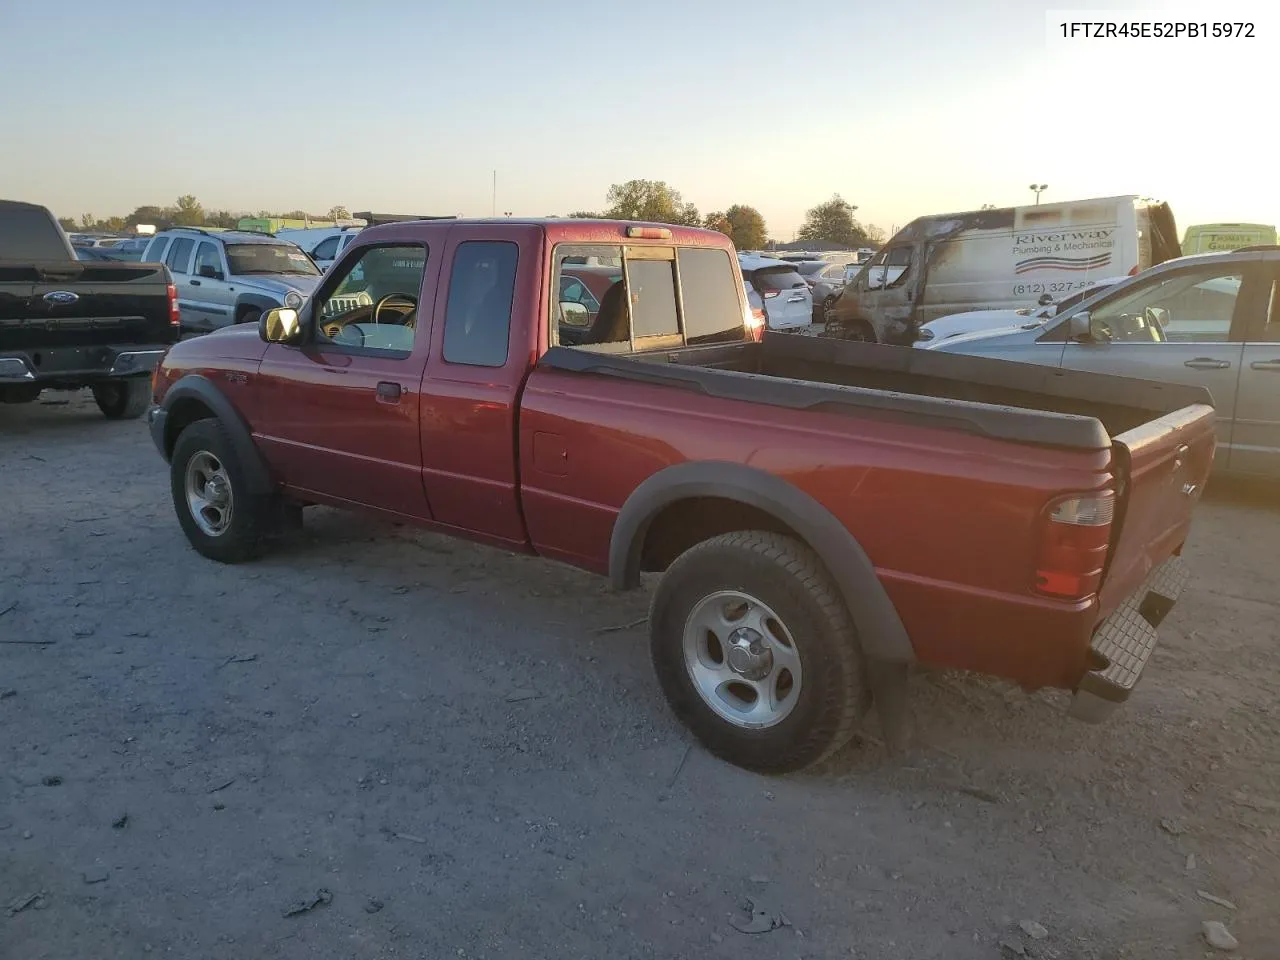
top-left (355, 217), bottom-right (734, 250)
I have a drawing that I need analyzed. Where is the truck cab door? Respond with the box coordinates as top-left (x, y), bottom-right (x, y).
top-left (419, 225), bottom-right (540, 547)
top-left (1228, 263), bottom-right (1280, 477)
top-left (254, 239), bottom-right (439, 519)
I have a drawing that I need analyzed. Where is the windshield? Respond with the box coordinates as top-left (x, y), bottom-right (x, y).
top-left (225, 243), bottom-right (319, 277)
top-left (796, 261), bottom-right (829, 276)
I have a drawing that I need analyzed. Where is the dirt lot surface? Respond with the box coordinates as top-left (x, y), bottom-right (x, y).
top-left (2, 393), bottom-right (1278, 960)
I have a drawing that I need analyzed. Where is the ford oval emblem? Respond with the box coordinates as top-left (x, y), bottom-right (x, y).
top-left (44, 290), bottom-right (79, 305)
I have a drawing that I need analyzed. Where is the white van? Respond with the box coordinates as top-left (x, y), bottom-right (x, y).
top-left (825, 195), bottom-right (1180, 343)
top-left (274, 226), bottom-right (363, 271)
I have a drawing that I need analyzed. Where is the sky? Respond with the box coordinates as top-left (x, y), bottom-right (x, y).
top-left (2, 0), bottom-right (1275, 240)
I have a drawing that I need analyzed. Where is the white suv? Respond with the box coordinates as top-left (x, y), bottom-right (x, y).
top-left (738, 254), bottom-right (813, 331)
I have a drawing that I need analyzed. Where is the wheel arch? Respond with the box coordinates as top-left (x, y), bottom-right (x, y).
top-left (160, 374), bottom-right (273, 495)
top-left (608, 461), bottom-right (914, 663)
top-left (234, 293), bottom-right (279, 321)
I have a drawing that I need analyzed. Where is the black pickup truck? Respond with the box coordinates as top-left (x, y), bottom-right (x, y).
top-left (0, 200), bottom-right (179, 418)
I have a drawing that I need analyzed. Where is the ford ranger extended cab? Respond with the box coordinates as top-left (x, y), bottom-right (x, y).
top-left (146, 218), bottom-right (1215, 774)
top-left (1, 200), bottom-right (179, 417)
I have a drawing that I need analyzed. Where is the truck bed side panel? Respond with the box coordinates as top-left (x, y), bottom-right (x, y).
top-left (519, 366), bottom-right (1114, 688)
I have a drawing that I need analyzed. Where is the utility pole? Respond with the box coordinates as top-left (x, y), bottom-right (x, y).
top-left (1029, 183), bottom-right (1048, 205)
top-left (492, 171), bottom-right (497, 217)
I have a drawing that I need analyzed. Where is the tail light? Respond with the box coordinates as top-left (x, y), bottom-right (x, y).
top-left (745, 307), bottom-right (766, 341)
top-left (167, 282), bottom-right (180, 327)
top-left (761, 288), bottom-right (780, 299)
top-left (1128, 264), bottom-right (1139, 276)
top-left (1033, 490), bottom-right (1115, 601)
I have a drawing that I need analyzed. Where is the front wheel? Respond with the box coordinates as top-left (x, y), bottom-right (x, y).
top-left (236, 308), bottom-right (262, 326)
top-left (170, 419), bottom-right (270, 563)
top-left (92, 378), bottom-right (151, 420)
top-left (650, 531), bottom-right (866, 774)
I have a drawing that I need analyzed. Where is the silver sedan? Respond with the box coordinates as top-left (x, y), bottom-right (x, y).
top-left (921, 248), bottom-right (1280, 478)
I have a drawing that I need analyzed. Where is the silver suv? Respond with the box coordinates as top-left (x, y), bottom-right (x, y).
top-left (141, 228), bottom-right (322, 332)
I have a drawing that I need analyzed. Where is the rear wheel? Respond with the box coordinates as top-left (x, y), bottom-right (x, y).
top-left (170, 419), bottom-right (271, 563)
top-left (650, 531), bottom-right (866, 774)
top-left (92, 378), bottom-right (151, 420)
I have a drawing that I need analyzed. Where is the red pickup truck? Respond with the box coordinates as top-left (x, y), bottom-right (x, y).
top-left (146, 218), bottom-right (1215, 774)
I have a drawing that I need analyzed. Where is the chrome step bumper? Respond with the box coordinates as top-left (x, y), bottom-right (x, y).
top-left (1068, 555), bottom-right (1188, 724)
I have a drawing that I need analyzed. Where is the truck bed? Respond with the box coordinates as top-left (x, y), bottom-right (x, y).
top-left (536, 333), bottom-right (1215, 688)
top-left (541, 333), bottom-right (1212, 449)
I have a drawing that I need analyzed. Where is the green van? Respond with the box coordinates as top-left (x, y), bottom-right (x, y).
top-left (1181, 222), bottom-right (1276, 255)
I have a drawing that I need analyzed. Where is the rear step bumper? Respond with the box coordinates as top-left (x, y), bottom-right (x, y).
top-left (1, 346), bottom-right (167, 383)
top-left (1068, 556), bottom-right (1188, 724)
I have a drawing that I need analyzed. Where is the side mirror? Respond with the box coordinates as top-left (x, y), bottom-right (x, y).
top-left (559, 301), bottom-right (590, 326)
top-left (198, 264), bottom-right (223, 280)
top-left (260, 307), bottom-right (302, 344)
top-left (1067, 310), bottom-right (1109, 343)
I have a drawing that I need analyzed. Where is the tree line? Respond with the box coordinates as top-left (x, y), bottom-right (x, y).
top-left (61, 198), bottom-right (352, 233)
top-left (62, 184), bottom-right (886, 250)
top-left (565, 180), bottom-right (884, 249)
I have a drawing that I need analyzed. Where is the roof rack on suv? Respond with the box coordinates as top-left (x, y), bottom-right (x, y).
top-left (168, 226), bottom-right (220, 237)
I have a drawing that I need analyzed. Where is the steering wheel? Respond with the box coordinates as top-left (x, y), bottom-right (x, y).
top-left (373, 294), bottom-right (417, 326)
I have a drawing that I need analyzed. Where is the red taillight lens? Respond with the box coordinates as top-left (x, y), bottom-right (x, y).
top-left (745, 308), bottom-right (766, 341)
top-left (167, 282), bottom-right (180, 327)
top-left (761, 289), bottom-right (780, 299)
top-left (1128, 264), bottom-right (1139, 276)
top-left (1034, 491), bottom-right (1115, 601)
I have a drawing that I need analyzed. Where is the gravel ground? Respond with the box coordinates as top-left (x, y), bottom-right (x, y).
top-left (2, 392), bottom-right (1278, 960)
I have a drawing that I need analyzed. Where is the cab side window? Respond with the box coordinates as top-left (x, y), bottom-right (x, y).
top-left (144, 237), bottom-right (169, 262)
top-left (1090, 266), bottom-right (1244, 343)
top-left (194, 242), bottom-right (222, 278)
top-left (312, 236), bottom-right (340, 260)
top-left (315, 244), bottom-right (427, 357)
top-left (165, 238), bottom-right (194, 275)
top-left (442, 241), bottom-right (520, 367)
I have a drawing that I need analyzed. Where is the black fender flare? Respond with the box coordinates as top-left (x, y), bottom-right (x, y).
top-left (608, 461), bottom-right (914, 663)
top-left (233, 293), bottom-right (281, 321)
top-left (160, 374), bottom-right (274, 496)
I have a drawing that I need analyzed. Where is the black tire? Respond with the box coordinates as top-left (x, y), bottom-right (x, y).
top-left (1, 385), bottom-right (41, 404)
top-left (92, 378), bottom-right (151, 420)
top-left (650, 531), bottom-right (866, 774)
top-left (236, 308), bottom-right (262, 326)
top-left (170, 419), bottom-right (270, 563)
top-left (839, 319), bottom-right (876, 342)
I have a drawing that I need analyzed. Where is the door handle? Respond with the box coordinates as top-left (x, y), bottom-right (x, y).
top-left (376, 381), bottom-right (402, 402)
top-left (1250, 359), bottom-right (1280, 371)
top-left (1184, 358), bottom-right (1231, 369)
top-left (190, 279), bottom-right (201, 286)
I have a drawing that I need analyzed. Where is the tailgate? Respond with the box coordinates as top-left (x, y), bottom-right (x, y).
top-left (1098, 402), bottom-right (1215, 615)
top-left (5, 260), bottom-right (173, 350)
